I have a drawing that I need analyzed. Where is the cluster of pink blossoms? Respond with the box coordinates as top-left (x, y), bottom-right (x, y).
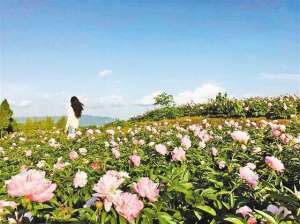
top-left (171, 147), bottom-right (186, 161)
top-left (133, 177), bottom-right (159, 202)
top-left (181, 135), bottom-right (191, 149)
top-left (231, 130), bottom-right (250, 144)
top-left (236, 203), bottom-right (292, 223)
top-left (129, 155), bottom-right (141, 167)
top-left (110, 141), bottom-right (121, 159)
top-left (265, 156), bottom-right (285, 172)
top-left (155, 144), bottom-right (168, 155)
top-left (236, 205), bottom-right (256, 223)
top-left (113, 193), bottom-right (144, 222)
top-left (93, 171), bottom-right (159, 222)
top-left (271, 124), bottom-right (290, 144)
top-left (93, 170), bottom-right (127, 212)
top-left (6, 169), bottom-right (56, 203)
top-left (239, 166), bottom-right (259, 187)
top-left (69, 150), bottom-right (79, 160)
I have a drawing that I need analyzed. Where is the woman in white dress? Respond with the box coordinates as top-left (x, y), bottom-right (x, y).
top-left (65, 96), bottom-right (84, 138)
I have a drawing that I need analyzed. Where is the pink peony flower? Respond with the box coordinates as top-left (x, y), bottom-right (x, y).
top-left (272, 129), bottom-right (281, 138)
top-left (211, 147), bottom-right (218, 156)
top-left (0, 200), bottom-right (17, 209)
top-left (231, 131), bottom-right (250, 144)
top-left (112, 148), bottom-right (120, 159)
top-left (25, 150), bottom-right (32, 157)
top-left (53, 161), bottom-right (65, 170)
top-left (93, 172), bottom-right (125, 212)
top-left (133, 177), bottom-right (159, 202)
top-left (267, 204), bottom-right (280, 214)
top-left (155, 144), bottom-right (168, 155)
top-left (171, 147), bottom-right (186, 161)
top-left (106, 129), bottom-right (115, 135)
top-left (266, 204), bottom-right (291, 218)
top-left (265, 156), bottom-right (284, 172)
top-left (90, 162), bottom-right (100, 170)
top-left (181, 135), bottom-right (191, 149)
top-left (69, 151), bottom-right (78, 160)
top-left (195, 130), bottom-right (212, 143)
top-left (218, 160), bottom-right (226, 169)
top-left (239, 166), bottom-right (259, 187)
top-left (246, 162), bottom-right (256, 170)
top-left (79, 148), bottom-right (87, 155)
top-left (73, 170), bottom-right (88, 188)
top-left (129, 155), bottom-right (141, 167)
top-left (86, 129), bottom-right (94, 135)
top-left (279, 134), bottom-right (290, 144)
top-left (138, 139), bottom-right (145, 146)
top-left (247, 217), bottom-right (257, 224)
top-left (6, 169), bottom-right (56, 202)
top-left (236, 205), bottom-right (252, 217)
top-left (114, 192), bottom-right (144, 222)
top-left (271, 124), bottom-right (286, 138)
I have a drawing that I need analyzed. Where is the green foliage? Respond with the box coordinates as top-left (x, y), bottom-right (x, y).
top-left (20, 117), bottom-right (56, 133)
top-left (103, 119), bottom-right (126, 128)
top-left (154, 92), bottom-right (175, 107)
top-left (56, 116), bottom-right (67, 129)
top-left (0, 99), bottom-right (14, 134)
top-left (131, 94), bottom-right (299, 121)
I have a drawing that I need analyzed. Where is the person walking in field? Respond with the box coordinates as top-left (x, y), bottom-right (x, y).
top-left (65, 96), bottom-right (84, 138)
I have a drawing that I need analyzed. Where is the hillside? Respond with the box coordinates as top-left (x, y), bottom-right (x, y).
top-left (16, 115), bottom-right (114, 126)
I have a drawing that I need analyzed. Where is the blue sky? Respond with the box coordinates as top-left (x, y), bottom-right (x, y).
top-left (0, 0), bottom-right (299, 118)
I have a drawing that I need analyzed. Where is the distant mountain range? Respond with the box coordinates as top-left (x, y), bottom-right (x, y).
top-left (16, 115), bottom-right (115, 127)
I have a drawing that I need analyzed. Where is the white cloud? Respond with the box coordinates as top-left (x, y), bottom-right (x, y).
top-left (175, 83), bottom-right (224, 105)
top-left (98, 69), bottom-right (112, 78)
top-left (18, 100), bottom-right (32, 107)
top-left (85, 95), bottom-right (127, 109)
top-left (0, 82), bottom-right (70, 117)
top-left (135, 90), bottom-right (163, 106)
top-left (136, 84), bottom-right (224, 107)
top-left (260, 73), bottom-right (300, 81)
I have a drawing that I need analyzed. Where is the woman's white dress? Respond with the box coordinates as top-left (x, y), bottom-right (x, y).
top-left (65, 105), bottom-right (79, 138)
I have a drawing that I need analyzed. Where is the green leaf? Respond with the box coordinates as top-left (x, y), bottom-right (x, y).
top-left (224, 217), bottom-right (245, 224)
top-left (254, 210), bottom-right (278, 224)
top-left (195, 205), bottom-right (216, 216)
top-left (181, 182), bottom-right (193, 189)
top-left (193, 211), bottom-right (202, 220)
top-left (209, 219), bottom-right (216, 224)
top-left (119, 216), bottom-right (127, 224)
top-left (101, 210), bottom-right (107, 224)
top-left (158, 212), bottom-right (176, 224)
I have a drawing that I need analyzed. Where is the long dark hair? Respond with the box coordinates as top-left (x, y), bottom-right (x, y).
top-left (70, 96), bottom-right (84, 118)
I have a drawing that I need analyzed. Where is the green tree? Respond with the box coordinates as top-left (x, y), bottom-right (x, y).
top-left (41, 117), bottom-right (55, 130)
top-left (56, 116), bottom-right (67, 129)
top-left (22, 118), bottom-right (35, 132)
top-left (154, 92), bottom-right (175, 107)
top-left (0, 99), bottom-right (14, 132)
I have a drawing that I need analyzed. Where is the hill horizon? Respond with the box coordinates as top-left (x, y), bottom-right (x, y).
top-left (15, 115), bottom-right (115, 127)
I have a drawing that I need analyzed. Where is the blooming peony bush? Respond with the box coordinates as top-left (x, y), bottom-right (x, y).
top-left (133, 177), bottom-right (160, 202)
top-left (0, 116), bottom-right (299, 223)
top-left (6, 169), bottom-right (56, 203)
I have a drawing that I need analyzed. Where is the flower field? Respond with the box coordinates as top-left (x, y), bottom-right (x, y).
top-left (0, 117), bottom-right (300, 223)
